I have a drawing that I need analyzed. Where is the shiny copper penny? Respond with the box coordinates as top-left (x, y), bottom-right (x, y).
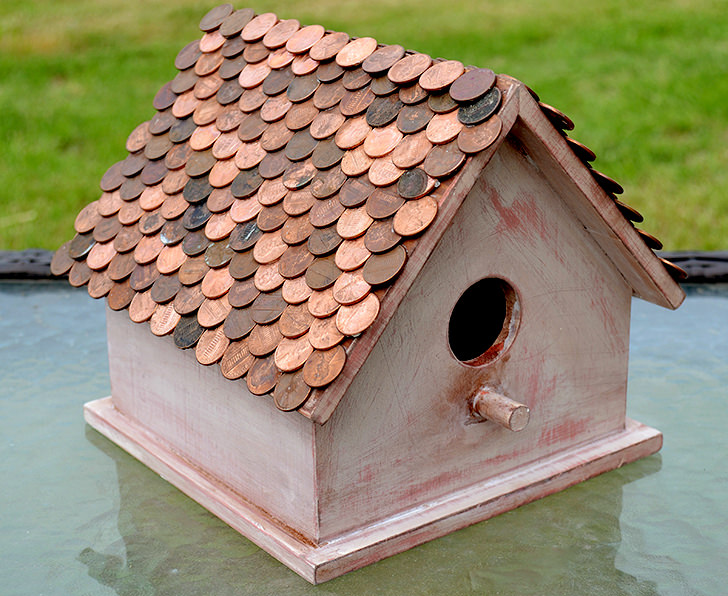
top-left (253, 230), bottom-right (287, 264)
top-left (209, 159), bottom-right (239, 188)
top-left (228, 278), bottom-right (260, 307)
top-left (150, 302), bottom-right (181, 336)
top-left (308, 315), bottom-right (344, 350)
top-left (334, 236), bottom-right (371, 271)
top-left (113, 225), bottom-right (142, 254)
top-left (426, 110), bottom-right (463, 144)
top-left (457, 114), bottom-right (502, 154)
top-left (230, 197), bottom-right (262, 223)
top-left (195, 51), bottom-right (224, 77)
top-left (335, 291), bottom-right (380, 336)
top-left (98, 190), bottom-right (123, 217)
top-left (423, 140), bottom-right (465, 178)
top-left (238, 62), bottom-right (271, 89)
top-left (129, 290), bottom-right (158, 323)
top-left (392, 131), bottom-right (432, 169)
top-left (362, 44), bottom-right (405, 75)
top-left (84, 240), bottom-right (114, 270)
top-left (335, 115), bottom-right (371, 149)
top-left (636, 228), bottom-right (663, 250)
top-left (223, 307), bottom-right (255, 340)
top-left (262, 18), bottom-right (300, 49)
top-left (388, 53), bottom-right (432, 85)
top-left (309, 110), bottom-right (344, 140)
top-left (281, 214), bottom-right (314, 245)
top-left (283, 187), bottom-right (315, 216)
top-left (278, 244), bottom-right (314, 278)
top-left (285, 98), bottom-right (319, 131)
top-left (199, 4), bottom-right (233, 32)
top-left (273, 372), bottom-right (312, 411)
top-left (173, 314), bottom-right (205, 349)
top-left (88, 271), bottom-right (114, 299)
top-left (238, 87), bottom-right (267, 113)
top-left (68, 260), bottom-right (93, 287)
top-left (281, 275), bottom-right (313, 305)
top-left (419, 60), bottom-right (464, 92)
top-left (340, 146), bottom-right (373, 177)
top-left (308, 287), bottom-right (340, 318)
top-left (308, 196), bottom-right (345, 228)
top-left (248, 321), bottom-right (283, 357)
top-left (126, 122), bottom-right (152, 153)
top-left (291, 54), bottom-right (320, 76)
top-left (220, 339), bottom-right (254, 379)
top-left (363, 122), bottom-right (403, 158)
top-left (118, 200), bottom-right (144, 226)
top-left (302, 345), bottom-right (346, 388)
top-left (260, 120), bottom-right (294, 152)
top-left (254, 262), bottom-right (285, 292)
top-left (156, 243), bottom-right (187, 274)
top-left (458, 86), bottom-right (501, 125)
top-left (279, 303), bottom-right (314, 338)
top-left (134, 234), bottom-right (164, 264)
top-left (173, 283), bottom-right (206, 315)
top-left (286, 24), bottom-right (324, 54)
top-left (50, 242), bottom-right (74, 276)
top-left (200, 30), bottom-right (226, 53)
top-left (196, 326), bottom-right (229, 365)
top-left (241, 12), bottom-right (278, 42)
top-left (336, 205), bottom-right (373, 240)
top-left (266, 46), bottom-right (295, 70)
top-left (178, 255), bottom-right (209, 285)
top-left (340, 87), bottom-right (376, 119)
top-left (160, 192), bottom-right (189, 220)
top-left (246, 354), bottom-right (280, 395)
top-left (332, 269), bottom-right (370, 305)
top-left (449, 68), bottom-right (495, 103)
top-left (274, 334), bottom-right (314, 372)
top-left (362, 244), bottom-right (406, 285)
top-left (198, 295), bottom-right (232, 327)
top-left (74, 201), bottom-right (101, 234)
top-left (336, 37), bottom-right (377, 68)
top-left (368, 156), bottom-right (404, 186)
top-left (305, 255), bottom-right (341, 290)
top-left (310, 31), bottom-right (349, 61)
top-left (364, 218), bottom-right (401, 253)
top-left (393, 195), bottom-right (438, 236)
top-left (201, 266), bottom-right (234, 299)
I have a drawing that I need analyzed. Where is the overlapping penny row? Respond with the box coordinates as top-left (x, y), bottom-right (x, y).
top-left (52, 4), bottom-right (684, 412)
top-left (526, 86), bottom-right (686, 280)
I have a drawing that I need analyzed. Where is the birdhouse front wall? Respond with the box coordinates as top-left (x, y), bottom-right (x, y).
top-left (313, 136), bottom-right (632, 540)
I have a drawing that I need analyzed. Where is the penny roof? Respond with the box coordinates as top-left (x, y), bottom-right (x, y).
top-left (52, 4), bottom-right (686, 421)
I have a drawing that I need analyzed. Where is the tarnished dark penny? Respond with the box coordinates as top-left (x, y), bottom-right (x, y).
top-left (183, 176), bottom-right (213, 204)
top-left (229, 250), bottom-right (259, 280)
top-left (223, 307), bottom-right (256, 340)
top-left (108, 251), bottom-right (137, 281)
top-left (257, 203), bottom-right (288, 232)
top-left (150, 274), bottom-right (182, 304)
top-left (220, 339), bottom-right (254, 379)
top-left (50, 242), bottom-right (74, 276)
top-left (228, 278), bottom-right (260, 308)
top-left (119, 177), bottom-right (146, 201)
top-left (140, 160), bottom-right (168, 186)
top-left (337, 177), bottom-right (372, 208)
top-left (396, 102), bottom-right (434, 134)
top-left (113, 225), bottom-right (143, 253)
top-left (339, 87), bottom-right (375, 117)
top-left (207, 188), bottom-right (236, 215)
top-left (399, 82), bottom-right (428, 105)
top-left (204, 240), bottom-right (234, 267)
top-left (591, 169), bottom-right (624, 195)
top-left (185, 149), bottom-right (216, 177)
top-left (370, 75), bottom-right (398, 96)
top-left (397, 168), bottom-right (429, 199)
top-left (237, 112), bottom-right (267, 142)
top-left (281, 214), bottom-right (314, 245)
top-left (308, 224), bottom-right (343, 256)
top-left (262, 66), bottom-right (295, 96)
top-left (427, 90), bottom-right (458, 114)
top-left (126, 122), bottom-right (152, 154)
top-left (220, 8), bottom-right (255, 37)
top-left (173, 283), bottom-right (205, 315)
top-left (250, 289), bottom-right (287, 325)
top-left (176, 40), bottom-right (202, 71)
top-left (168, 118), bottom-right (196, 144)
top-left (278, 243), bottom-right (315, 278)
top-left (229, 221), bottom-right (262, 251)
top-left (310, 110), bottom-right (346, 140)
top-left (138, 209), bottom-right (165, 235)
top-left (153, 82), bottom-right (177, 111)
top-left (302, 345), bottom-right (346, 388)
top-left (149, 109), bottom-right (176, 135)
top-left (216, 79), bottom-right (243, 105)
top-left (313, 83), bottom-right (346, 111)
top-left (219, 55), bottom-right (247, 80)
top-left (285, 98), bottom-right (318, 130)
top-left (90, 218), bottom-right (119, 245)
top-left (366, 94), bottom-right (403, 128)
top-left (177, 255), bottom-right (208, 285)
top-left (362, 44), bottom-right (405, 76)
top-left (174, 314), bottom-right (205, 349)
top-left (311, 138), bottom-right (344, 170)
top-left (231, 167), bottom-right (263, 198)
top-left (388, 53), bottom-right (432, 85)
top-left (171, 68), bottom-right (198, 94)
top-left (248, 322), bottom-right (283, 357)
top-left (238, 87), bottom-right (267, 112)
top-left (260, 119), bottom-right (294, 152)
top-left (565, 136), bottom-right (596, 163)
top-left (637, 228), bottom-right (663, 250)
top-left (316, 60), bottom-right (345, 83)
top-left (423, 140), bottom-right (466, 178)
top-left (182, 229), bottom-right (211, 256)
top-left (366, 187), bottom-right (404, 219)
top-left (311, 166), bottom-right (347, 199)
top-left (287, 73), bottom-right (320, 103)
top-left (364, 218), bottom-right (401, 253)
top-left (273, 372), bottom-right (312, 411)
top-left (362, 244), bottom-right (406, 285)
top-left (282, 130), bottom-right (315, 162)
top-left (221, 36), bottom-right (246, 59)
top-left (244, 40), bottom-right (271, 62)
top-left (458, 86), bottom-right (501, 125)
top-left (614, 199), bottom-right (643, 223)
top-left (182, 203), bottom-right (212, 231)
top-left (310, 31), bottom-right (349, 62)
top-left (107, 279), bottom-right (135, 311)
top-left (68, 260), bottom-right (93, 287)
top-left (256, 151), bottom-right (288, 181)
top-left (246, 354), bottom-right (280, 395)
top-left (342, 68), bottom-right (371, 91)
top-left (457, 113), bottom-right (502, 154)
top-left (129, 262), bottom-right (160, 291)
top-left (309, 196), bottom-right (344, 228)
top-left (199, 3), bottom-right (233, 32)
top-left (539, 102), bottom-right (575, 131)
top-left (305, 255), bottom-right (341, 290)
top-left (449, 68), bottom-right (495, 103)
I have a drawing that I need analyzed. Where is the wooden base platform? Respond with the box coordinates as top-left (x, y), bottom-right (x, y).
top-left (85, 396), bottom-right (661, 584)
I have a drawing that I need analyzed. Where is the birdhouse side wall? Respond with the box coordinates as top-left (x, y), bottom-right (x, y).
top-left (313, 136), bottom-right (632, 540)
top-left (105, 309), bottom-right (320, 540)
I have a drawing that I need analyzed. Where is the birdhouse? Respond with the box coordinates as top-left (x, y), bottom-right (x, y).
top-left (52, 5), bottom-right (686, 584)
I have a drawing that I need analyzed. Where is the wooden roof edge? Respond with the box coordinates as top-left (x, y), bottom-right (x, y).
top-left (509, 81), bottom-right (685, 310)
top-left (299, 76), bottom-right (523, 425)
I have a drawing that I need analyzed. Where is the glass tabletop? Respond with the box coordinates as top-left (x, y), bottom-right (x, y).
top-left (1, 281), bottom-right (726, 595)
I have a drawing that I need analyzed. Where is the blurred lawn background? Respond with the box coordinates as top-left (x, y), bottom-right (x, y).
top-left (1, 0), bottom-right (727, 250)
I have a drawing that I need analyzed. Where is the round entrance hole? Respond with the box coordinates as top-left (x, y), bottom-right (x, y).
top-left (448, 278), bottom-right (519, 366)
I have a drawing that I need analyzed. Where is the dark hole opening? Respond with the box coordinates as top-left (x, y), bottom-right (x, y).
top-left (448, 278), bottom-right (509, 363)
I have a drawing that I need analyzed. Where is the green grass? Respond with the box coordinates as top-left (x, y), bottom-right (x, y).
top-left (1, 0), bottom-right (727, 250)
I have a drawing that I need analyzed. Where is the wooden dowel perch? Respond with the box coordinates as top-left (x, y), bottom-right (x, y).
top-left (472, 387), bottom-right (530, 432)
